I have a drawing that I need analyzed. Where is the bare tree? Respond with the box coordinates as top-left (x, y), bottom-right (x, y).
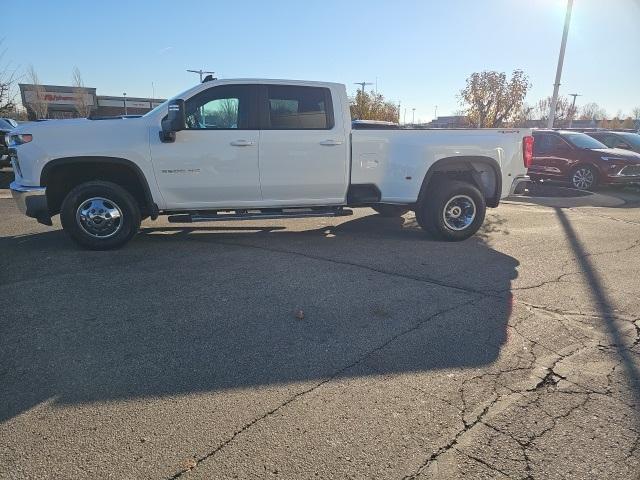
top-left (25, 65), bottom-right (48, 119)
top-left (0, 40), bottom-right (18, 116)
top-left (71, 67), bottom-right (92, 118)
top-left (579, 102), bottom-right (607, 121)
top-left (533, 96), bottom-right (577, 128)
top-left (631, 107), bottom-right (640, 120)
top-left (511, 103), bottom-right (535, 127)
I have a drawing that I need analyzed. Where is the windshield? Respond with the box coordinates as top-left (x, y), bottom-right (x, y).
top-left (562, 132), bottom-right (608, 149)
top-left (618, 132), bottom-right (640, 148)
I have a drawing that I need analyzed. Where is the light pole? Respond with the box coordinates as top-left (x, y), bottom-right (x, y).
top-left (403, 108), bottom-right (407, 125)
top-left (434, 105), bottom-right (438, 120)
top-left (397, 101), bottom-right (401, 124)
top-left (547, 0), bottom-right (574, 128)
top-left (354, 81), bottom-right (373, 95)
top-left (412, 108), bottom-right (416, 125)
top-left (568, 93), bottom-right (581, 128)
top-left (123, 92), bottom-right (127, 115)
top-left (187, 69), bottom-right (215, 83)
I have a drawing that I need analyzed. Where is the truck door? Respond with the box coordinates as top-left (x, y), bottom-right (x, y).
top-left (258, 85), bottom-right (349, 205)
top-left (149, 84), bottom-right (261, 208)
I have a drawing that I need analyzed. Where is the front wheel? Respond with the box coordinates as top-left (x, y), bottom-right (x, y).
top-left (415, 180), bottom-right (486, 241)
top-left (570, 165), bottom-right (597, 191)
top-left (60, 181), bottom-right (141, 250)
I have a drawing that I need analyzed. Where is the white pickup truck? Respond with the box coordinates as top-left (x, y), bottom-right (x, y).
top-left (9, 78), bottom-right (532, 249)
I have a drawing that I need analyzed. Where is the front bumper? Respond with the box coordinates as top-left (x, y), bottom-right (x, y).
top-left (10, 181), bottom-right (52, 226)
top-left (605, 165), bottom-right (640, 184)
top-left (509, 174), bottom-right (530, 195)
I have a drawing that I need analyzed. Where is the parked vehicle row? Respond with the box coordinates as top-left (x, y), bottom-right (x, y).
top-left (529, 129), bottom-right (640, 190)
top-left (7, 78), bottom-right (532, 249)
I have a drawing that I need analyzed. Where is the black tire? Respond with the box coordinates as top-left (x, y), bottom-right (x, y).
top-left (569, 165), bottom-right (598, 191)
top-left (371, 204), bottom-right (409, 217)
top-left (60, 181), bottom-right (141, 250)
top-left (415, 180), bottom-right (486, 241)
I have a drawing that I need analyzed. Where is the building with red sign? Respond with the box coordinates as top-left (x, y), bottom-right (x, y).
top-left (19, 84), bottom-right (165, 119)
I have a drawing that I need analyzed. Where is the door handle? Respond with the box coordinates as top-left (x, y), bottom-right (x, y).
top-left (319, 139), bottom-right (344, 146)
top-left (230, 140), bottom-right (256, 146)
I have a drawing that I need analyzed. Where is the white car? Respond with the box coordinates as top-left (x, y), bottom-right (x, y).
top-left (9, 79), bottom-right (532, 249)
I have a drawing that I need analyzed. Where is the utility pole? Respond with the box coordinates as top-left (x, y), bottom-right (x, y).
top-left (123, 92), bottom-right (127, 115)
top-left (354, 81), bottom-right (373, 95)
top-left (568, 93), bottom-right (581, 128)
top-left (547, 0), bottom-right (574, 128)
top-left (187, 69), bottom-right (215, 83)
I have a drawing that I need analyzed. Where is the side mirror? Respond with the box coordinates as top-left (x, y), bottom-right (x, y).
top-left (160, 99), bottom-right (186, 142)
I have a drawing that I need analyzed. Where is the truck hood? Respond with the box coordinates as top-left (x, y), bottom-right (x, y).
top-left (11, 116), bottom-right (153, 186)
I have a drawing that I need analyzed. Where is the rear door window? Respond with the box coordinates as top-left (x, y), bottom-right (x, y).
top-left (264, 85), bottom-right (334, 130)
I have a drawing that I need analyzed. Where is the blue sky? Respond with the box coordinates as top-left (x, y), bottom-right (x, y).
top-left (4, 0), bottom-right (640, 122)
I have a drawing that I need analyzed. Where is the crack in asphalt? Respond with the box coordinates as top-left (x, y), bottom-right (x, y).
top-left (402, 304), bottom-right (639, 479)
top-left (568, 208), bottom-right (640, 227)
top-left (204, 237), bottom-right (495, 298)
top-left (460, 450), bottom-right (513, 478)
top-left (509, 271), bottom-right (581, 292)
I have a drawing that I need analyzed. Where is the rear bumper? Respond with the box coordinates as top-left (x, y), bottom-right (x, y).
top-left (508, 174), bottom-right (530, 195)
top-left (10, 181), bottom-right (52, 226)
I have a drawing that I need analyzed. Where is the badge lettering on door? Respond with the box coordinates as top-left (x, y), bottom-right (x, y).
top-left (160, 169), bottom-right (201, 174)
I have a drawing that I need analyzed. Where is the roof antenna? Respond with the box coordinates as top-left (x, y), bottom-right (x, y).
top-left (202, 74), bottom-right (216, 83)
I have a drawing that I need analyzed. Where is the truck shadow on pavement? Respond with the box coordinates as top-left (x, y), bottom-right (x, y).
top-left (0, 213), bottom-right (518, 422)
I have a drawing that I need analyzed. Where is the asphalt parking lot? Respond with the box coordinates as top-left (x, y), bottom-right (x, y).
top-left (1, 176), bottom-right (639, 479)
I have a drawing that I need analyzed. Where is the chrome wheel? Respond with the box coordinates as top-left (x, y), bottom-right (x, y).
top-left (76, 197), bottom-right (123, 238)
top-left (571, 167), bottom-right (595, 190)
top-left (443, 195), bottom-right (476, 231)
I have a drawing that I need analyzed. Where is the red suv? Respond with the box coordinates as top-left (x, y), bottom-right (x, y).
top-left (529, 130), bottom-right (640, 190)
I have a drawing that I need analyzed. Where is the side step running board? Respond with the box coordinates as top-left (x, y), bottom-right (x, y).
top-left (167, 208), bottom-right (353, 223)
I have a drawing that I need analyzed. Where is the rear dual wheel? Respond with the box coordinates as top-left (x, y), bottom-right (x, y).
top-left (415, 180), bottom-right (486, 241)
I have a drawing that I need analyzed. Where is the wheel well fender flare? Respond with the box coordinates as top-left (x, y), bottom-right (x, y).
top-left (417, 156), bottom-right (502, 208)
top-left (40, 156), bottom-right (159, 219)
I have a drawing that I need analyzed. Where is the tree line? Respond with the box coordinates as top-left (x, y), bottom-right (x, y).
top-left (351, 69), bottom-right (639, 128)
